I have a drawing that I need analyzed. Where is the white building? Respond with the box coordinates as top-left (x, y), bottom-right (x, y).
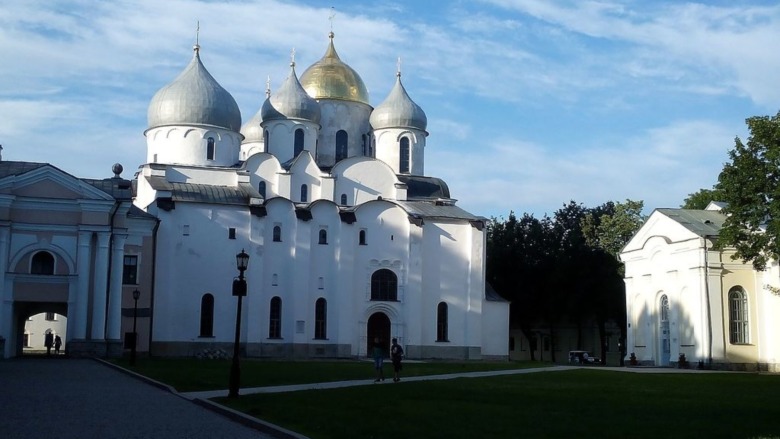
top-left (135, 33), bottom-right (509, 360)
top-left (621, 202), bottom-right (780, 371)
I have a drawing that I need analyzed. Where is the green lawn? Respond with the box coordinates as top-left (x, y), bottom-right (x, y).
top-left (216, 370), bottom-right (780, 439)
top-left (116, 359), bottom-right (780, 438)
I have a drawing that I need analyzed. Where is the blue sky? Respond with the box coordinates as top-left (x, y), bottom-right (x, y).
top-left (2, 0), bottom-right (779, 219)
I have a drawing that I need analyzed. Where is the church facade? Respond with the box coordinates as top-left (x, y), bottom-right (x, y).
top-left (134, 33), bottom-right (509, 360)
top-left (621, 203), bottom-right (780, 371)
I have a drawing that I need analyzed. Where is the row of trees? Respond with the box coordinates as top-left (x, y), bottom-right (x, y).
top-left (486, 200), bottom-right (644, 363)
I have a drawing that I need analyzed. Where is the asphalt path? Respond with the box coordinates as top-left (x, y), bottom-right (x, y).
top-left (0, 357), bottom-right (278, 439)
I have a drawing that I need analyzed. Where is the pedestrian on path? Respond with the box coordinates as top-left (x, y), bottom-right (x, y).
top-left (391, 337), bottom-right (403, 382)
top-left (54, 335), bottom-right (62, 355)
top-left (372, 337), bottom-right (385, 382)
top-left (44, 332), bottom-right (53, 356)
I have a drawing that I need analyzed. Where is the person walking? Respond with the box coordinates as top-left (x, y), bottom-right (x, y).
top-left (390, 337), bottom-right (404, 382)
top-left (371, 337), bottom-right (385, 382)
top-left (54, 335), bottom-right (62, 355)
top-left (44, 332), bottom-right (53, 356)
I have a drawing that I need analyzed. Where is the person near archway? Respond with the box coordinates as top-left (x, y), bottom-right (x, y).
top-left (44, 332), bottom-right (53, 356)
top-left (391, 337), bottom-right (404, 382)
top-left (372, 337), bottom-right (385, 382)
top-left (54, 335), bottom-right (62, 355)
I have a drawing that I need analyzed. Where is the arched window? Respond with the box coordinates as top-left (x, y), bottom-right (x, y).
top-left (660, 295), bottom-right (669, 322)
top-left (318, 229), bottom-right (328, 245)
top-left (729, 287), bottom-right (749, 344)
top-left (206, 137), bottom-right (215, 160)
top-left (437, 302), bottom-right (449, 341)
top-left (294, 128), bottom-right (304, 157)
top-left (371, 269), bottom-right (397, 301)
top-left (31, 251), bottom-right (54, 275)
top-left (359, 230), bottom-right (367, 245)
top-left (340, 194), bottom-right (347, 205)
top-left (269, 296), bottom-right (282, 338)
top-left (399, 137), bottom-right (410, 173)
top-left (300, 184), bottom-right (308, 202)
top-left (264, 130), bottom-right (269, 149)
top-left (273, 225), bottom-right (282, 242)
top-left (200, 294), bottom-right (214, 337)
top-left (336, 130), bottom-right (348, 162)
top-left (258, 181), bottom-right (266, 198)
top-left (315, 298), bottom-right (327, 339)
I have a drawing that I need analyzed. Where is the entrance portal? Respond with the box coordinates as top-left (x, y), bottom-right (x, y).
top-left (367, 312), bottom-right (391, 357)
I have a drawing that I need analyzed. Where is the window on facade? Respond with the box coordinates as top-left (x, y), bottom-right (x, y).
top-left (273, 225), bottom-right (282, 242)
top-left (300, 184), bottom-right (308, 202)
top-left (436, 302), bottom-right (448, 341)
top-left (31, 251), bottom-right (54, 275)
top-left (206, 137), bottom-right (215, 160)
top-left (340, 194), bottom-right (347, 205)
top-left (264, 130), bottom-right (269, 149)
top-left (123, 255), bottom-right (138, 284)
top-left (336, 130), bottom-right (348, 162)
top-left (370, 269), bottom-right (397, 301)
top-left (661, 295), bottom-right (669, 322)
top-left (399, 137), bottom-right (410, 173)
top-left (23, 333), bottom-right (30, 347)
top-left (258, 181), bottom-right (266, 198)
top-left (269, 296), bottom-right (282, 338)
top-left (361, 134), bottom-right (367, 156)
top-left (45, 312), bottom-right (56, 321)
top-left (200, 294), bottom-right (214, 337)
top-left (729, 288), bottom-right (749, 344)
top-left (359, 230), bottom-right (367, 245)
top-left (318, 229), bottom-right (328, 245)
top-left (315, 298), bottom-right (327, 339)
top-left (294, 128), bottom-right (304, 157)
top-left (228, 228), bottom-right (236, 239)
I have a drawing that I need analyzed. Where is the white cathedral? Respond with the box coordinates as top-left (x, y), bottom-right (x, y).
top-left (0, 32), bottom-right (509, 360)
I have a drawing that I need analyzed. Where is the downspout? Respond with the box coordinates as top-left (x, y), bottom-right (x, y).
top-left (703, 236), bottom-right (713, 366)
top-left (148, 218), bottom-right (160, 357)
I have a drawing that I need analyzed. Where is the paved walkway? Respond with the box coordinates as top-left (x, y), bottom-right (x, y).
top-left (0, 358), bottom-right (285, 439)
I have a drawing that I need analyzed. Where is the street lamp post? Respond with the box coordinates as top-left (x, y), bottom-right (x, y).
top-left (131, 289), bottom-right (140, 366)
top-left (228, 249), bottom-right (250, 398)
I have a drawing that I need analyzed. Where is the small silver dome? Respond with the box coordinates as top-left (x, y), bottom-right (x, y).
top-left (240, 109), bottom-right (264, 144)
top-left (370, 73), bottom-right (427, 131)
top-left (148, 47), bottom-right (241, 132)
top-left (261, 63), bottom-right (321, 123)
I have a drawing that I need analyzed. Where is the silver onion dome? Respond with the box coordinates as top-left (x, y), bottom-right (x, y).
top-left (241, 81), bottom-right (270, 144)
top-left (370, 72), bottom-right (427, 131)
top-left (147, 46), bottom-right (241, 132)
top-left (261, 62), bottom-right (321, 123)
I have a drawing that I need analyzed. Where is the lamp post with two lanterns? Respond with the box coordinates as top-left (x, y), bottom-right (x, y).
top-left (228, 249), bottom-right (250, 398)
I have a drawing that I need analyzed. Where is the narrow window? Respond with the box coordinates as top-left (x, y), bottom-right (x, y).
top-left (370, 269), bottom-right (397, 301)
top-left (336, 130), bottom-right (348, 162)
top-left (123, 255), bottom-right (138, 284)
top-left (269, 297), bottom-right (282, 338)
top-left (729, 288), bottom-right (749, 344)
top-left (399, 137), bottom-right (410, 173)
top-left (315, 298), bottom-right (327, 339)
top-left (300, 184), bottom-right (308, 202)
top-left (264, 130), bottom-right (269, 150)
top-left (31, 251), bottom-right (54, 275)
top-left (206, 137), bottom-right (215, 160)
top-left (318, 229), bottom-right (328, 245)
top-left (294, 128), bottom-right (304, 157)
top-left (359, 230), bottom-right (367, 245)
top-left (273, 225), bottom-right (282, 242)
top-left (200, 294), bottom-right (214, 337)
top-left (228, 228), bottom-right (236, 239)
top-left (362, 134), bottom-right (367, 156)
top-left (437, 302), bottom-right (448, 341)
top-left (340, 194), bottom-right (347, 205)
top-left (258, 181), bottom-right (266, 198)
top-left (45, 312), bottom-right (56, 321)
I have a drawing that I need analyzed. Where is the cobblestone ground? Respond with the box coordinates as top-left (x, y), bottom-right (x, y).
top-left (0, 357), bottom-right (274, 439)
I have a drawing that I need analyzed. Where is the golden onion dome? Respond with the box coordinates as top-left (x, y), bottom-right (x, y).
top-left (299, 32), bottom-right (369, 105)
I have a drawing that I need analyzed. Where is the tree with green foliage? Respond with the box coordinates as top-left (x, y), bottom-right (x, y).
top-left (716, 111), bottom-right (780, 270)
top-left (581, 199), bottom-right (645, 260)
top-left (681, 187), bottom-right (724, 210)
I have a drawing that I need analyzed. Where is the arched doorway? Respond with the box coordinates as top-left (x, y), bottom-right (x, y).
top-left (367, 312), bottom-right (391, 357)
top-left (14, 301), bottom-right (69, 357)
top-left (658, 295), bottom-right (670, 366)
